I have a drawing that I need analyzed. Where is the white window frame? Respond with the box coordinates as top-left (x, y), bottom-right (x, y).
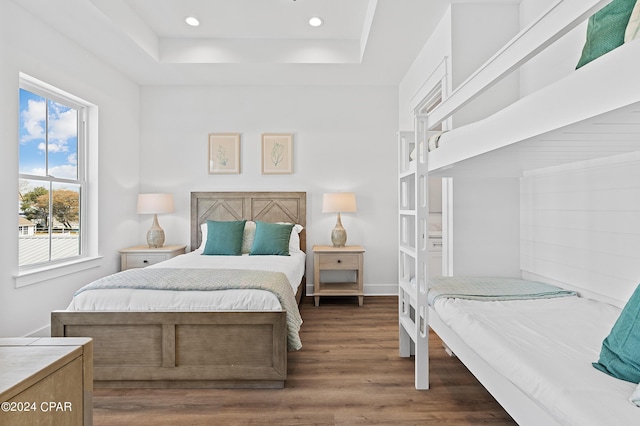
top-left (15, 74), bottom-right (101, 288)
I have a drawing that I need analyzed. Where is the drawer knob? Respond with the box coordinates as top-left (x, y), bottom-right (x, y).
top-left (337, 259), bottom-right (342, 263)
top-left (143, 260), bottom-right (148, 264)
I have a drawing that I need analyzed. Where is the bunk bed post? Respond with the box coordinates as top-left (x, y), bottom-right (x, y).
top-left (414, 113), bottom-right (430, 390)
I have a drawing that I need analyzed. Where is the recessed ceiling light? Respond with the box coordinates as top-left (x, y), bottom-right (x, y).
top-left (185, 16), bottom-right (200, 27)
top-left (309, 17), bottom-right (324, 27)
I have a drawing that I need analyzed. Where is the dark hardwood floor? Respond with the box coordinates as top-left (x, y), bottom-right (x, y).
top-left (93, 296), bottom-right (516, 425)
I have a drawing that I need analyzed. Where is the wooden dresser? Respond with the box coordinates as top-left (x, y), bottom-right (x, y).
top-left (0, 337), bottom-right (93, 426)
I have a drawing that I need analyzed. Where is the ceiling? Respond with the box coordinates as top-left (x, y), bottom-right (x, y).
top-left (15, 0), bottom-right (450, 86)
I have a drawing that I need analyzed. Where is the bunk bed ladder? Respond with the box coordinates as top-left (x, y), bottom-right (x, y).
top-left (398, 113), bottom-right (430, 390)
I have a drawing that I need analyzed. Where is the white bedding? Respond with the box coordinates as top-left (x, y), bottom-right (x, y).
top-left (434, 296), bottom-right (640, 426)
top-left (68, 250), bottom-right (306, 312)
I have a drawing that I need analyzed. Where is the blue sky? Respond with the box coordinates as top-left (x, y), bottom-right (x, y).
top-left (19, 89), bottom-right (78, 180)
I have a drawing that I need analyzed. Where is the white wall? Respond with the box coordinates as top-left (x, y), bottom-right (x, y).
top-left (450, 3), bottom-right (520, 128)
top-left (0, 0), bottom-right (140, 337)
top-left (521, 152), bottom-right (640, 307)
top-left (398, 7), bottom-right (452, 131)
top-left (399, 4), bottom-right (520, 130)
top-left (398, 3), bottom-right (522, 278)
top-left (451, 178), bottom-right (521, 277)
top-left (138, 85), bottom-right (399, 295)
top-left (518, 0), bottom-right (589, 97)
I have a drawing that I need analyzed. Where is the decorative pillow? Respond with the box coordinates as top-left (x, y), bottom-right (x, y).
top-left (241, 221), bottom-right (257, 254)
top-left (198, 223), bottom-right (208, 250)
top-left (277, 222), bottom-right (304, 253)
top-left (202, 220), bottom-right (246, 256)
top-left (576, 0), bottom-right (637, 69)
top-left (289, 224), bottom-right (304, 253)
top-left (630, 382), bottom-right (640, 407)
top-left (249, 221), bottom-right (295, 256)
top-left (625, 0), bottom-right (640, 42)
top-left (592, 284), bottom-right (640, 383)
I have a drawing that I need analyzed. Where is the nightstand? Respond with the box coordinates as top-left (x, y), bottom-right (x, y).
top-left (119, 245), bottom-right (186, 271)
top-left (313, 245), bottom-right (365, 306)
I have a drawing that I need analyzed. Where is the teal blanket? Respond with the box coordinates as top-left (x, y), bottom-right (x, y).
top-left (428, 276), bottom-right (577, 306)
top-left (75, 268), bottom-right (303, 350)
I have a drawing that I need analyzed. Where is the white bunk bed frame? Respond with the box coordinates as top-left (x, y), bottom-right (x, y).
top-left (399, 0), bottom-right (640, 424)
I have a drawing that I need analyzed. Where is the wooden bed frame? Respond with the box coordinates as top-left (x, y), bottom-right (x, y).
top-left (51, 191), bottom-right (306, 389)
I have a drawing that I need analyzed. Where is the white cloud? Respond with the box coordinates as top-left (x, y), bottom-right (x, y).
top-left (21, 97), bottom-right (78, 178)
top-left (20, 99), bottom-right (45, 143)
top-left (47, 164), bottom-right (77, 180)
top-left (46, 140), bottom-right (69, 154)
top-left (29, 167), bottom-right (47, 176)
top-left (48, 105), bottom-right (77, 145)
top-left (67, 153), bottom-right (77, 165)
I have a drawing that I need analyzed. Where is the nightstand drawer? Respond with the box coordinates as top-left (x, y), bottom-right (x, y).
top-left (318, 254), bottom-right (360, 270)
top-left (119, 245), bottom-right (186, 271)
top-left (124, 253), bottom-right (167, 268)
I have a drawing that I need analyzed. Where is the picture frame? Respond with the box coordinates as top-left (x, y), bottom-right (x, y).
top-left (208, 133), bottom-right (240, 174)
top-left (261, 133), bottom-right (293, 174)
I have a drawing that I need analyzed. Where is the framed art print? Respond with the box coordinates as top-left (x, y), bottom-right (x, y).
top-left (261, 133), bottom-right (292, 174)
top-left (208, 133), bottom-right (240, 174)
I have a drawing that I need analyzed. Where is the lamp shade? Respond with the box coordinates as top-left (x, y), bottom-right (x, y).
top-left (137, 193), bottom-right (174, 214)
top-left (322, 192), bottom-right (357, 213)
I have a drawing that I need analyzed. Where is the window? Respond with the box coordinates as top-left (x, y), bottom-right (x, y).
top-left (18, 78), bottom-right (86, 269)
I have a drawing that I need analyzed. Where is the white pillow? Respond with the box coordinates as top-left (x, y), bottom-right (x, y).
top-left (630, 382), bottom-right (640, 407)
top-left (625, 0), bottom-right (640, 42)
top-left (241, 221), bottom-right (257, 254)
top-left (288, 223), bottom-right (304, 253)
top-left (198, 223), bottom-right (208, 251)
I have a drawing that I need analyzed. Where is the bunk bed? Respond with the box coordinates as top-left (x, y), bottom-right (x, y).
top-left (428, 0), bottom-right (640, 178)
top-left (399, 0), bottom-right (640, 424)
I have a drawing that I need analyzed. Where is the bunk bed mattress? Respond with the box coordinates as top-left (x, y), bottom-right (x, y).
top-left (433, 296), bottom-right (639, 425)
top-left (67, 250), bottom-right (306, 312)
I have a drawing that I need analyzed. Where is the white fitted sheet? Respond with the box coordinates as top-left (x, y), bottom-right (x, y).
top-left (68, 250), bottom-right (306, 312)
top-left (434, 296), bottom-right (640, 426)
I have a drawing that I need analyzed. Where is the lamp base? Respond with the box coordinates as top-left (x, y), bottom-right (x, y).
top-left (146, 214), bottom-right (166, 248)
top-left (331, 213), bottom-right (347, 248)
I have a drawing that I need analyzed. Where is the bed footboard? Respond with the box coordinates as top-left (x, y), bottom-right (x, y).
top-left (51, 310), bottom-right (287, 389)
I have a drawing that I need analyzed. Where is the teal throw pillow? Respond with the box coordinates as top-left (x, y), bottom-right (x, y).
top-left (202, 220), bottom-right (246, 255)
top-left (576, 0), bottom-right (636, 69)
top-left (249, 221), bottom-right (294, 256)
top-left (592, 284), bottom-right (640, 383)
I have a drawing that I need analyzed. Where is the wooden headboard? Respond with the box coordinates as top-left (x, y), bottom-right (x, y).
top-left (190, 191), bottom-right (307, 252)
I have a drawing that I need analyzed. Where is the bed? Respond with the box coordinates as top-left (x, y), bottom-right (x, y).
top-left (51, 191), bottom-right (307, 389)
top-left (427, 277), bottom-right (640, 426)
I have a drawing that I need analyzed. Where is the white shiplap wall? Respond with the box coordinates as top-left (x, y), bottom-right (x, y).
top-left (520, 151), bottom-right (640, 307)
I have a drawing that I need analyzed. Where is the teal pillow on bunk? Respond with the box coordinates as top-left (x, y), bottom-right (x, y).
top-left (576, 0), bottom-right (637, 69)
top-left (592, 284), bottom-right (640, 383)
top-left (249, 221), bottom-right (294, 256)
top-left (202, 220), bottom-right (246, 255)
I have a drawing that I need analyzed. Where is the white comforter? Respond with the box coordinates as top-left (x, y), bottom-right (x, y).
top-left (68, 250), bottom-right (306, 312)
top-left (434, 296), bottom-right (640, 426)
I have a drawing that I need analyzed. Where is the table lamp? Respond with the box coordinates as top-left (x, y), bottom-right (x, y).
top-left (137, 193), bottom-right (174, 248)
top-left (322, 192), bottom-right (357, 247)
